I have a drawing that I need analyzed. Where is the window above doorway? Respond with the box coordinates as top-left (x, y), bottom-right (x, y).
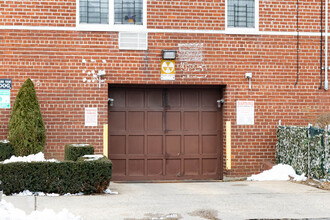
top-left (114, 0), bottom-right (143, 25)
top-left (76, 0), bottom-right (146, 31)
top-left (225, 0), bottom-right (259, 34)
top-left (79, 0), bottom-right (109, 24)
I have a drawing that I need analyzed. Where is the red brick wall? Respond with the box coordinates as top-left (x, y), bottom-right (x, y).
top-left (260, 0), bottom-right (323, 32)
top-left (147, 0), bottom-right (225, 30)
top-left (0, 0), bottom-right (330, 177)
top-left (0, 0), bottom-right (76, 26)
top-left (0, 0), bottom-right (325, 32)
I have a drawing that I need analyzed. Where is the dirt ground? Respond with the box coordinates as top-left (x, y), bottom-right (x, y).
top-left (294, 179), bottom-right (330, 191)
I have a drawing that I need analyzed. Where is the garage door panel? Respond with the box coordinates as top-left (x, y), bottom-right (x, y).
top-left (202, 112), bottom-right (217, 131)
top-left (109, 89), bottom-right (126, 108)
top-left (166, 112), bottom-right (181, 131)
top-left (128, 160), bottom-right (145, 176)
top-left (147, 136), bottom-right (163, 155)
top-left (109, 112), bottom-right (126, 131)
top-left (167, 89), bottom-right (181, 107)
top-left (183, 89), bottom-right (199, 107)
top-left (184, 159), bottom-right (199, 176)
top-left (184, 136), bottom-right (199, 155)
top-left (202, 136), bottom-right (218, 154)
top-left (165, 136), bottom-right (181, 156)
top-left (147, 160), bottom-right (163, 176)
top-left (128, 136), bottom-right (144, 155)
top-left (147, 112), bottom-right (163, 131)
top-left (128, 112), bottom-right (144, 131)
top-left (202, 159), bottom-right (218, 175)
top-left (202, 90), bottom-right (219, 108)
top-left (109, 136), bottom-right (126, 154)
top-left (127, 89), bottom-right (144, 108)
top-left (166, 159), bottom-right (181, 176)
top-left (112, 159), bottom-right (126, 176)
top-left (184, 112), bottom-right (199, 131)
top-left (147, 89), bottom-right (163, 108)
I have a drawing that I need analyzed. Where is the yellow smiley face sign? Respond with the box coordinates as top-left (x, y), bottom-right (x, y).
top-left (161, 60), bottom-right (175, 80)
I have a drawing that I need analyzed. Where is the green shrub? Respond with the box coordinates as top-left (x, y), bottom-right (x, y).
top-left (276, 125), bottom-right (330, 179)
top-left (65, 144), bottom-right (94, 161)
top-left (0, 158), bottom-right (112, 195)
top-left (0, 141), bottom-right (14, 161)
top-left (8, 78), bottom-right (46, 156)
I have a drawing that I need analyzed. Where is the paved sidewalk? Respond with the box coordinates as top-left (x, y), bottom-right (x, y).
top-left (3, 181), bottom-right (330, 220)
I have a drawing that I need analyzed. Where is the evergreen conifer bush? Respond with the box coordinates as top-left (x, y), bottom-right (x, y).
top-left (8, 78), bottom-right (46, 156)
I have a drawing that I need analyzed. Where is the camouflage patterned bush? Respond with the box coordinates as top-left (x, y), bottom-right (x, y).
top-left (276, 126), bottom-right (330, 180)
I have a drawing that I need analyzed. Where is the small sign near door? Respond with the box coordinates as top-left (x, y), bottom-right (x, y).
top-left (85, 107), bottom-right (98, 126)
top-left (236, 101), bottom-right (254, 125)
top-left (0, 90), bottom-right (10, 109)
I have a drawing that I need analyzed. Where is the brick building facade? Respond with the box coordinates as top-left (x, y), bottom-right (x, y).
top-left (0, 0), bottom-right (329, 179)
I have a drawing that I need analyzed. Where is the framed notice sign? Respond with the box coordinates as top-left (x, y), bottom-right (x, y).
top-left (0, 90), bottom-right (10, 109)
top-left (237, 101), bottom-right (254, 125)
top-left (85, 107), bottom-right (98, 126)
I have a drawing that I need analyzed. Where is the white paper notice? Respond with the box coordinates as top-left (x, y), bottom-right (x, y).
top-left (237, 101), bottom-right (254, 125)
top-left (85, 107), bottom-right (98, 126)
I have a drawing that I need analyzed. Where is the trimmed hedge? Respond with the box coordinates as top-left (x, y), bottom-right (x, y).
top-left (0, 158), bottom-right (112, 195)
top-left (0, 141), bottom-right (14, 161)
top-left (65, 144), bottom-right (94, 161)
top-left (276, 126), bottom-right (330, 179)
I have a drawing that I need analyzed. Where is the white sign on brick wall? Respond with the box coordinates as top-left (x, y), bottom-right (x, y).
top-left (0, 90), bottom-right (10, 109)
top-left (237, 101), bottom-right (254, 125)
top-left (85, 107), bottom-right (98, 126)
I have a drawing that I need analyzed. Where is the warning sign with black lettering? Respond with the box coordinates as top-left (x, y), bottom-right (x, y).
top-left (161, 60), bottom-right (175, 81)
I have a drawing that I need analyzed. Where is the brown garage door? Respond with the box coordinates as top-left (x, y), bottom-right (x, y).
top-left (108, 86), bottom-right (223, 181)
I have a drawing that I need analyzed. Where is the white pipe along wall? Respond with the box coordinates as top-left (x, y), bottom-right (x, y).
top-left (326, 0), bottom-right (329, 90)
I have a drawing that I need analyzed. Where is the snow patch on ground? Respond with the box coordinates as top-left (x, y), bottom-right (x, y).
top-left (103, 188), bottom-right (118, 195)
top-left (10, 187), bottom-right (118, 196)
top-left (2, 152), bottom-right (58, 164)
top-left (0, 200), bottom-right (82, 220)
top-left (11, 190), bottom-right (86, 196)
top-left (247, 164), bottom-right (307, 181)
top-left (63, 193), bottom-right (84, 196)
top-left (12, 190), bottom-right (60, 197)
